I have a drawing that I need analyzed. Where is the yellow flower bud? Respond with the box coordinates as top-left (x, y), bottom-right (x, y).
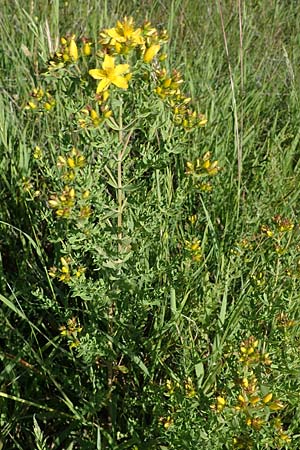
top-left (238, 394), bottom-right (246, 404)
top-left (202, 160), bottom-right (210, 169)
top-left (269, 400), bottom-right (284, 411)
top-left (191, 242), bottom-right (200, 251)
top-left (143, 44), bottom-right (160, 63)
top-left (90, 109), bottom-right (99, 120)
top-left (56, 209), bottom-right (66, 217)
top-left (208, 167), bottom-right (220, 176)
top-left (104, 110), bottom-right (112, 119)
top-left (44, 102), bottom-right (52, 110)
top-left (48, 199), bottom-right (59, 209)
top-left (198, 115), bottom-right (208, 126)
top-left (60, 257), bottom-right (69, 268)
top-left (103, 90), bottom-right (110, 102)
top-left (163, 78), bottom-right (172, 88)
top-left (57, 156), bottom-right (67, 167)
top-left (48, 267), bottom-right (57, 277)
top-left (83, 42), bottom-right (92, 56)
top-left (262, 393), bottom-right (273, 404)
top-left (82, 190), bottom-right (90, 199)
top-left (69, 37), bottom-right (78, 61)
top-left (159, 53), bottom-right (167, 62)
top-left (249, 395), bottom-right (260, 405)
top-left (115, 42), bottom-right (122, 54)
top-left (279, 432), bottom-right (291, 442)
top-left (241, 378), bottom-right (248, 388)
top-left (67, 157), bottom-right (75, 168)
top-left (69, 188), bottom-right (75, 199)
top-left (217, 396), bottom-right (225, 406)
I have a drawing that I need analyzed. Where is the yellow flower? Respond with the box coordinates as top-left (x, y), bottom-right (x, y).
top-left (143, 44), bottom-right (160, 63)
top-left (89, 54), bottom-right (130, 92)
top-left (103, 17), bottom-right (144, 48)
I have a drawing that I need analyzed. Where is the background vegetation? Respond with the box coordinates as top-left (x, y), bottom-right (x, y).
top-left (1, 0), bottom-right (300, 449)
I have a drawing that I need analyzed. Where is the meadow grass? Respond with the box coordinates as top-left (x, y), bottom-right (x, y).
top-left (1, 1), bottom-right (300, 449)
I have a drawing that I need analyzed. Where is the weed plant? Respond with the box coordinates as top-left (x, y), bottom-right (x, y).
top-left (1, 1), bottom-right (300, 449)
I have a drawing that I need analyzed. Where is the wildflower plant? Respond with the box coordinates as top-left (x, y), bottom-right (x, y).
top-left (13, 15), bottom-right (223, 448)
top-left (209, 337), bottom-right (293, 449)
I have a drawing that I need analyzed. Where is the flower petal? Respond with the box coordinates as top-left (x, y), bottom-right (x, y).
top-left (96, 79), bottom-right (111, 92)
top-left (112, 76), bottom-right (128, 89)
top-left (143, 44), bottom-right (160, 63)
top-left (106, 28), bottom-right (126, 42)
top-left (102, 54), bottom-right (115, 70)
top-left (89, 69), bottom-right (105, 80)
top-left (114, 63), bottom-right (130, 75)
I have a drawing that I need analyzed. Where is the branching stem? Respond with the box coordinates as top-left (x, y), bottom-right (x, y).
top-left (107, 104), bottom-right (133, 433)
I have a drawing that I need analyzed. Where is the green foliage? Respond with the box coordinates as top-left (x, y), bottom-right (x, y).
top-left (1, 1), bottom-right (300, 449)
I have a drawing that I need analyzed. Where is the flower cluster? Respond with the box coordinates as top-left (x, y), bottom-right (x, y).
top-left (99, 16), bottom-right (168, 61)
top-left (48, 35), bottom-right (79, 69)
top-left (155, 68), bottom-right (184, 99)
top-left (272, 215), bottom-right (294, 233)
top-left (57, 147), bottom-right (86, 178)
top-left (164, 379), bottom-right (180, 397)
top-left (261, 215), bottom-right (295, 238)
top-left (159, 377), bottom-right (197, 431)
top-left (211, 337), bottom-right (292, 447)
top-left (141, 21), bottom-right (168, 63)
top-left (235, 376), bottom-right (284, 416)
top-left (261, 215), bottom-right (297, 255)
top-left (25, 87), bottom-right (55, 111)
top-left (48, 185), bottom-right (74, 217)
top-left (48, 147), bottom-right (91, 219)
top-left (232, 372), bottom-right (291, 445)
top-left (88, 17), bottom-right (167, 98)
top-left (159, 415), bottom-right (174, 430)
top-left (59, 317), bottom-right (83, 349)
top-left (210, 395), bottom-right (226, 413)
top-left (164, 377), bottom-right (196, 399)
top-left (239, 336), bottom-right (271, 367)
top-left (155, 68), bottom-right (207, 130)
top-left (99, 16), bottom-right (144, 55)
top-left (186, 152), bottom-right (221, 191)
top-left (251, 271), bottom-right (266, 289)
top-left (273, 418), bottom-right (292, 444)
top-left (185, 238), bottom-right (202, 262)
top-left (49, 256), bottom-right (85, 284)
top-left (24, 16), bottom-right (207, 138)
top-left (20, 176), bottom-right (41, 200)
top-left (48, 185), bottom-right (91, 219)
top-left (184, 377), bottom-right (196, 398)
top-left (79, 104), bottom-right (112, 128)
top-left (276, 312), bottom-right (296, 328)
